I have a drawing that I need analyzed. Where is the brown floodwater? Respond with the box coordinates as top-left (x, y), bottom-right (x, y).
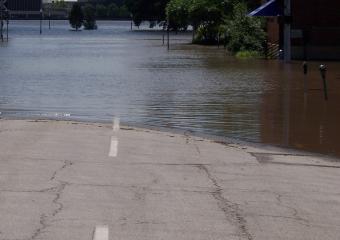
top-left (0, 20), bottom-right (340, 157)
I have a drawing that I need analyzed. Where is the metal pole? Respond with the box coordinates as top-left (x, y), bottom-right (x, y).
top-left (6, 12), bottom-right (8, 41)
top-left (283, 0), bottom-right (291, 61)
top-left (130, 14), bottom-right (133, 30)
top-left (49, 8), bottom-right (51, 29)
top-left (320, 65), bottom-right (328, 101)
top-left (303, 61), bottom-right (308, 93)
top-left (40, 8), bottom-right (42, 34)
top-left (167, 17), bottom-right (170, 50)
top-left (162, 30), bottom-right (165, 45)
top-left (0, 0), bottom-right (3, 42)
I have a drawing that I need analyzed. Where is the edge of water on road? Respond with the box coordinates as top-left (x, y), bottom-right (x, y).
top-left (1, 115), bottom-right (339, 162)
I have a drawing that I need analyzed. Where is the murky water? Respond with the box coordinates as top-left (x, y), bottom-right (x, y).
top-left (1, 20), bottom-right (340, 157)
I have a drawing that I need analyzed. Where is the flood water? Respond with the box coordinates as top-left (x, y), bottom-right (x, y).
top-left (1, 20), bottom-right (340, 157)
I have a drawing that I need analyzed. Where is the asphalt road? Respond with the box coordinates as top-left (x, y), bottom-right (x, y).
top-left (0, 119), bottom-right (340, 240)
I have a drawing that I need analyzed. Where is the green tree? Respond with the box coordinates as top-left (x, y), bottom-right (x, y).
top-left (189, 0), bottom-right (225, 43)
top-left (83, 4), bottom-right (97, 30)
top-left (54, 0), bottom-right (66, 8)
top-left (225, 2), bottom-right (266, 53)
top-left (96, 4), bottom-right (108, 18)
top-left (69, 3), bottom-right (84, 31)
top-left (118, 5), bottom-right (131, 18)
top-left (107, 3), bottom-right (120, 18)
top-left (125, 0), bottom-right (169, 27)
top-left (166, 0), bottom-right (191, 31)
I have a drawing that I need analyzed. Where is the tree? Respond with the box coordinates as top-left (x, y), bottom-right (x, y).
top-left (107, 3), bottom-right (120, 18)
top-left (83, 4), bottom-right (98, 30)
top-left (189, 0), bottom-right (225, 43)
top-left (54, 0), bottom-right (66, 8)
top-left (96, 4), bottom-right (108, 18)
top-left (69, 3), bottom-right (84, 31)
top-left (166, 0), bottom-right (191, 31)
top-left (118, 5), bottom-right (130, 18)
top-left (225, 2), bottom-right (266, 53)
top-left (125, 0), bottom-right (169, 27)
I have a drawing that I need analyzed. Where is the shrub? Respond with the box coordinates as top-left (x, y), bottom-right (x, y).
top-left (83, 4), bottom-right (97, 30)
top-left (69, 3), bottom-right (84, 31)
top-left (235, 50), bottom-right (262, 59)
top-left (226, 2), bottom-right (266, 53)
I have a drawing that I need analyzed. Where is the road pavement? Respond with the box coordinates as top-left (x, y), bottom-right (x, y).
top-left (0, 119), bottom-right (340, 240)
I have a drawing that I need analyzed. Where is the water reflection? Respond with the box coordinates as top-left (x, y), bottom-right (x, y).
top-left (260, 62), bottom-right (340, 156)
top-left (0, 21), bottom-right (340, 157)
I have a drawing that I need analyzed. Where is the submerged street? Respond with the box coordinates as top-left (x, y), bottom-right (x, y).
top-left (1, 21), bottom-right (340, 156)
top-left (0, 119), bottom-right (340, 240)
top-left (1, 0), bottom-right (340, 238)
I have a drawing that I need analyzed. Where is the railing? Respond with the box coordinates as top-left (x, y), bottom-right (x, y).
top-left (265, 42), bottom-right (280, 59)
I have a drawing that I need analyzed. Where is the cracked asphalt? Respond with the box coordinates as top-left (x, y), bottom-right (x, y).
top-left (0, 119), bottom-right (340, 240)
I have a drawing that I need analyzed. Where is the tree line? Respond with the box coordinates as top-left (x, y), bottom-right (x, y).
top-left (69, 0), bottom-right (266, 56)
top-left (125, 0), bottom-right (266, 56)
top-left (68, 0), bottom-right (131, 30)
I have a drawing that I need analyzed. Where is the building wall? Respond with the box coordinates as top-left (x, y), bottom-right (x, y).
top-left (6, 0), bottom-right (42, 11)
top-left (291, 0), bottom-right (340, 59)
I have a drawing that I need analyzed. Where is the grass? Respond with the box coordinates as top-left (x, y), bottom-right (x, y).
top-left (235, 50), bottom-right (262, 59)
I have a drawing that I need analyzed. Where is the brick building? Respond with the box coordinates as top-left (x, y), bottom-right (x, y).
top-left (250, 0), bottom-right (340, 60)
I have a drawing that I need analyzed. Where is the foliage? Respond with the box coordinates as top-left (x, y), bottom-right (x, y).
top-left (225, 2), bottom-right (266, 53)
top-left (107, 3), bottom-right (120, 18)
top-left (118, 5), bottom-right (131, 18)
top-left (69, 3), bottom-right (84, 31)
top-left (96, 4), bottom-right (108, 18)
top-left (125, 0), bottom-right (169, 27)
top-left (53, 0), bottom-right (67, 8)
top-left (83, 4), bottom-right (98, 30)
top-left (166, 0), bottom-right (227, 43)
top-left (165, 0), bottom-right (266, 52)
top-left (166, 0), bottom-right (191, 31)
top-left (235, 50), bottom-right (262, 59)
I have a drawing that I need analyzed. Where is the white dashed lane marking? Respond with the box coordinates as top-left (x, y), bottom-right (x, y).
top-left (93, 225), bottom-right (109, 240)
top-left (109, 136), bottom-right (118, 157)
top-left (113, 117), bottom-right (120, 131)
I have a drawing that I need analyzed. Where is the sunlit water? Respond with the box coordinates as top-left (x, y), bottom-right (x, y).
top-left (1, 20), bottom-right (340, 157)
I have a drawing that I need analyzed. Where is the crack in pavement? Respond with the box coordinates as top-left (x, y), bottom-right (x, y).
top-left (185, 135), bottom-right (253, 240)
top-left (26, 181), bottom-right (69, 240)
top-left (197, 165), bottom-right (253, 240)
top-left (25, 159), bottom-right (73, 240)
top-left (274, 193), bottom-right (310, 227)
top-left (50, 160), bottom-right (74, 181)
top-left (0, 186), bottom-right (58, 193)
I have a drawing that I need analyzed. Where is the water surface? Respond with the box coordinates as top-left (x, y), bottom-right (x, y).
top-left (1, 20), bottom-right (340, 157)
